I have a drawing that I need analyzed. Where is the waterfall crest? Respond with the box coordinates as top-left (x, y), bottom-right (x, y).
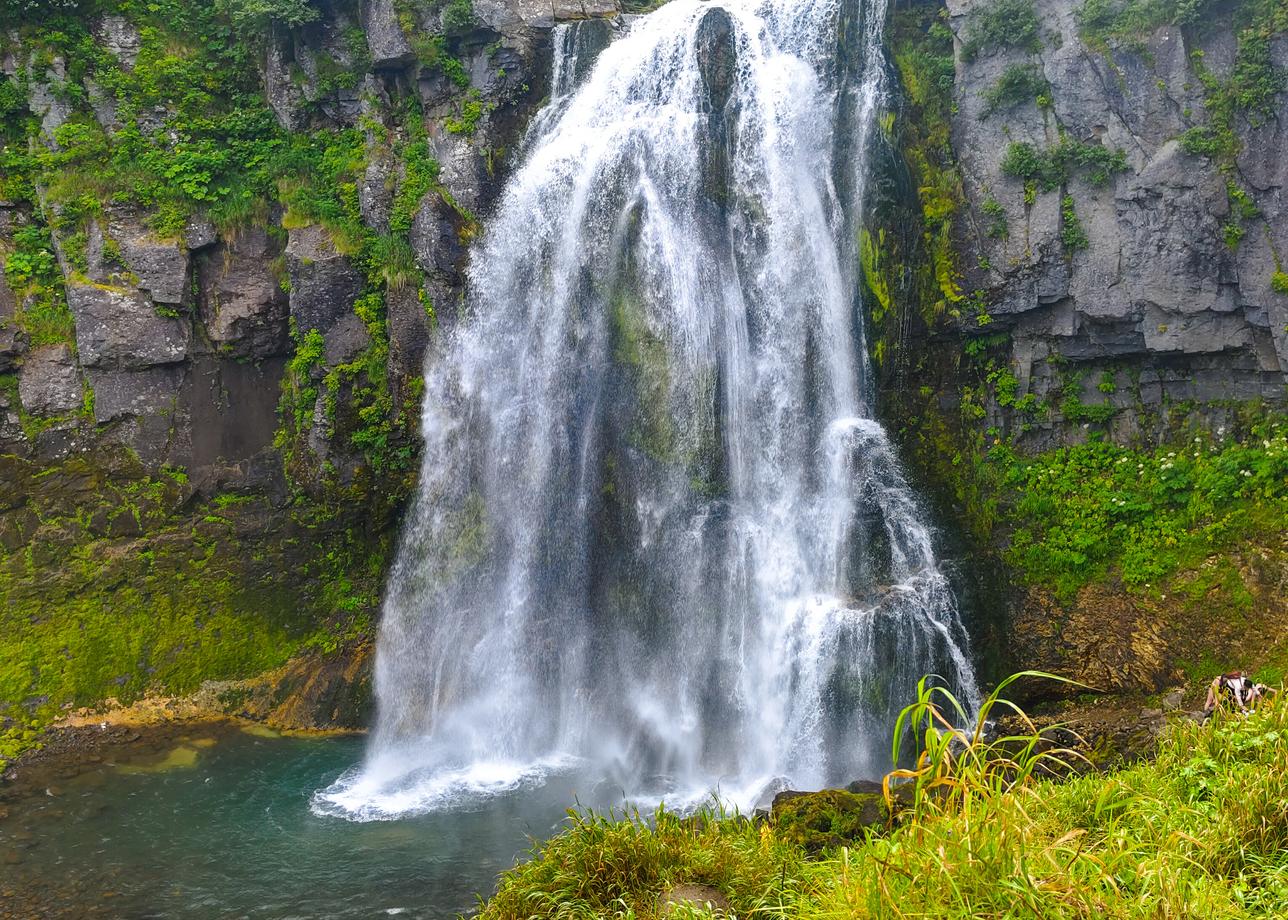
top-left (315, 0), bottom-right (978, 821)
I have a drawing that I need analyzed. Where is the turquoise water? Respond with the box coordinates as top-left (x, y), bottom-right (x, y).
top-left (2, 729), bottom-right (619, 918)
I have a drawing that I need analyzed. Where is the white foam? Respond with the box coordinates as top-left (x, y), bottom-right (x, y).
top-left (311, 754), bottom-right (584, 822)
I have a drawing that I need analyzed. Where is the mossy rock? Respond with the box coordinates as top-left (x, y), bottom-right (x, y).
top-left (770, 788), bottom-right (892, 854)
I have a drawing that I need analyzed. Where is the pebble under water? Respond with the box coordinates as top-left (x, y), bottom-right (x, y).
top-left (0, 728), bottom-right (624, 918)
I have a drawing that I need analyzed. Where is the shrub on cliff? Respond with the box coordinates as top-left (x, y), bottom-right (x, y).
top-left (961, 0), bottom-right (1043, 62)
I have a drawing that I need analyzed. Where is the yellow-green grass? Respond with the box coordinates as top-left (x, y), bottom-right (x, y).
top-left (480, 690), bottom-right (1288, 919)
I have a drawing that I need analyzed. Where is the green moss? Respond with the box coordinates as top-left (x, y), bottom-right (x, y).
top-left (891, 8), bottom-right (968, 320)
top-left (611, 288), bottom-right (677, 464)
top-left (859, 228), bottom-right (893, 323)
top-left (771, 790), bottom-right (891, 855)
top-left (0, 452), bottom-right (392, 766)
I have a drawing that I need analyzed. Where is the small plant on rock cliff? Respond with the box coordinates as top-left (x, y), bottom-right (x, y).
top-left (1060, 194), bottom-right (1089, 251)
top-left (962, 0), bottom-right (1043, 61)
top-left (1272, 271), bottom-right (1288, 295)
top-left (1001, 139), bottom-right (1128, 192)
top-left (982, 195), bottom-right (1010, 239)
top-left (981, 64), bottom-right (1049, 117)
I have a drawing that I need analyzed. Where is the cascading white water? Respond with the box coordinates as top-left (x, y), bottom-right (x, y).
top-left (315, 0), bottom-right (978, 821)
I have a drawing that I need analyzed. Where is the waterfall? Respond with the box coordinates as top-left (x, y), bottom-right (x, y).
top-left (315, 0), bottom-right (978, 822)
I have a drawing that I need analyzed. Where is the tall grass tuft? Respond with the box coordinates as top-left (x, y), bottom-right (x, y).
top-left (887, 670), bottom-right (1087, 817)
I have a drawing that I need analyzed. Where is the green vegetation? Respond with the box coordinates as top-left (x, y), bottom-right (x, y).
top-left (980, 63), bottom-right (1050, 116)
top-left (981, 194), bottom-right (1009, 239)
top-left (1, 220), bottom-right (75, 346)
top-left (1060, 194), bottom-right (1089, 251)
top-left (1001, 138), bottom-right (1129, 191)
top-left (0, 452), bottom-right (390, 769)
top-left (1168, 0), bottom-right (1288, 164)
top-left (989, 418), bottom-right (1288, 603)
top-left (961, 0), bottom-right (1043, 62)
top-left (1272, 271), bottom-right (1288, 294)
top-left (888, 8), bottom-right (967, 323)
top-left (480, 687), bottom-right (1288, 919)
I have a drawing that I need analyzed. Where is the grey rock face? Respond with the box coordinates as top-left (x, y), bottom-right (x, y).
top-left (363, 0), bottom-right (416, 69)
top-left (0, 0), bottom-right (615, 502)
top-left (18, 345), bottom-right (82, 416)
top-left (95, 15), bottom-right (142, 67)
top-left (286, 224), bottom-right (367, 337)
top-left (324, 312), bottom-right (372, 366)
top-left (88, 366), bottom-right (183, 425)
top-left (945, 0), bottom-right (1287, 445)
top-left (198, 229), bottom-right (290, 359)
top-left (114, 220), bottom-right (189, 306)
top-left (67, 283), bottom-right (190, 369)
top-left (27, 61), bottom-right (73, 144)
top-left (410, 197), bottom-right (467, 280)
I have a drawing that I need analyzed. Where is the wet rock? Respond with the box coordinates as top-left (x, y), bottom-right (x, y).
top-left (286, 225), bottom-right (365, 337)
top-left (410, 198), bottom-right (467, 280)
top-left (198, 229), bottom-right (289, 359)
top-left (67, 284), bottom-right (189, 369)
top-left (18, 344), bottom-right (82, 416)
top-left (695, 7), bottom-right (737, 113)
top-left (387, 282), bottom-right (435, 379)
top-left (202, 640), bottom-right (375, 730)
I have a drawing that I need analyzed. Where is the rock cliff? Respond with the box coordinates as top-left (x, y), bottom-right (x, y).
top-left (0, 0), bottom-right (622, 737)
top-left (869, 0), bottom-right (1288, 700)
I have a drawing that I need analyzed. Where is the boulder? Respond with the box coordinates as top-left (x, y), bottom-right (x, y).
top-left (286, 225), bottom-right (366, 337)
top-left (769, 788), bottom-right (891, 854)
top-left (18, 345), bottom-right (82, 416)
top-left (67, 283), bottom-right (189, 369)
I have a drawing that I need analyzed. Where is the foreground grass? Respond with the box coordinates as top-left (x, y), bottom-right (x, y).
top-left (481, 696), bottom-right (1288, 918)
